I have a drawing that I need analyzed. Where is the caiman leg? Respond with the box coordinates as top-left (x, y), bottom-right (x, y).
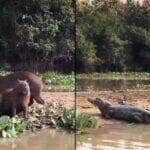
top-left (103, 110), bottom-right (113, 119)
top-left (144, 114), bottom-right (150, 123)
top-left (132, 113), bottom-right (143, 123)
top-left (28, 98), bottom-right (34, 106)
top-left (104, 114), bottom-right (111, 119)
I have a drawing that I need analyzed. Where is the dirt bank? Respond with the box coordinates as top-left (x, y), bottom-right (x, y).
top-left (41, 92), bottom-right (75, 108)
top-left (34, 91), bottom-right (150, 125)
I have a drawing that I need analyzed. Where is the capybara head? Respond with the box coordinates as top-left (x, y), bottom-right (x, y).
top-left (87, 98), bottom-right (111, 109)
top-left (0, 79), bottom-right (31, 117)
top-left (15, 79), bottom-right (30, 97)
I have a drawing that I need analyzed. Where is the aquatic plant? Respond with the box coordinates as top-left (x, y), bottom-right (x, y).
top-left (44, 102), bottom-right (75, 130)
top-left (19, 102), bottom-right (75, 132)
top-left (0, 70), bottom-right (11, 76)
top-left (38, 72), bottom-right (75, 92)
top-left (77, 72), bottom-right (150, 80)
top-left (76, 114), bottom-right (99, 134)
top-left (0, 116), bottom-right (27, 138)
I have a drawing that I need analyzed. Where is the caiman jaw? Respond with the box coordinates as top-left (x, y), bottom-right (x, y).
top-left (87, 98), bottom-right (94, 104)
top-left (87, 98), bottom-right (98, 107)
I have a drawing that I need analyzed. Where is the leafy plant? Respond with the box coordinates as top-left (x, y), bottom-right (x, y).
top-left (76, 114), bottom-right (99, 134)
top-left (46, 102), bottom-right (75, 130)
top-left (22, 102), bottom-right (75, 132)
top-left (0, 116), bottom-right (27, 138)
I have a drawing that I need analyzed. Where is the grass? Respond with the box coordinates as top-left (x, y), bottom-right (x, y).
top-left (0, 70), bottom-right (75, 92)
top-left (39, 72), bottom-right (75, 92)
top-left (77, 72), bottom-right (150, 80)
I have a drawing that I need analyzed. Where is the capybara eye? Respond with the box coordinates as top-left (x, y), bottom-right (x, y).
top-left (22, 91), bottom-right (27, 95)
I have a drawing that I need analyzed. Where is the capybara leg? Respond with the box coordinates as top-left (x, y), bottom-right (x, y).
top-left (28, 98), bottom-right (34, 106)
top-left (34, 96), bottom-right (45, 105)
top-left (22, 105), bottom-right (28, 118)
top-left (11, 105), bottom-right (16, 117)
top-left (23, 108), bottom-right (28, 118)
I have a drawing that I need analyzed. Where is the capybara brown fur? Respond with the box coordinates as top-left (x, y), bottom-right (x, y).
top-left (0, 71), bottom-right (45, 106)
top-left (0, 80), bottom-right (31, 117)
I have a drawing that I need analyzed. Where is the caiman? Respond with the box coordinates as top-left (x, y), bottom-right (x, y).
top-left (87, 98), bottom-right (150, 123)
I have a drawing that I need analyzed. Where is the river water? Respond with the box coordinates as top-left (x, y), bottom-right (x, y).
top-left (77, 79), bottom-right (150, 91)
top-left (77, 123), bottom-right (150, 150)
top-left (0, 129), bottom-right (75, 150)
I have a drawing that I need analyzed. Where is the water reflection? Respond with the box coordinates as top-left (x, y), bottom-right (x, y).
top-left (77, 123), bottom-right (150, 150)
top-left (0, 129), bottom-right (74, 150)
top-left (77, 79), bottom-right (150, 91)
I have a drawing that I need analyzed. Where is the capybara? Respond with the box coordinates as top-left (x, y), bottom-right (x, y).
top-left (0, 80), bottom-right (31, 117)
top-left (0, 71), bottom-right (45, 106)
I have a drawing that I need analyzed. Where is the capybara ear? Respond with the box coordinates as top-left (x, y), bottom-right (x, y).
top-left (17, 79), bottom-right (21, 83)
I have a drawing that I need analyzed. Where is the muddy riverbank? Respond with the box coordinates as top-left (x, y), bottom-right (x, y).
top-left (41, 91), bottom-right (75, 108)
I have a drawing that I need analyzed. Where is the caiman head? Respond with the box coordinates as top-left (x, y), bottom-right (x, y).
top-left (87, 98), bottom-right (112, 111)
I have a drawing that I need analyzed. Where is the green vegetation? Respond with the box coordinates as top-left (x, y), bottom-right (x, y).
top-left (77, 72), bottom-right (150, 90)
top-left (39, 72), bottom-right (75, 92)
top-left (77, 72), bottom-right (150, 80)
top-left (76, 114), bottom-right (99, 134)
top-left (0, 102), bottom-right (75, 138)
top-left (0, 103), bottom-right (100, 138)
top-left (0, 116), bottom-right (27, 138)
top-left (0, 0), bottom-right (74, 72)
top-left (21, 102), bottom-right (76, 132)
top-left (77, 0), bottom-right (150, 72)
top-left (0, 70), bottom-right (10, 76)
top-left (20, 102), bottom-right (76, 132)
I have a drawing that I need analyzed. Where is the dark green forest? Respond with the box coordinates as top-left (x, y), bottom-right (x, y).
top-left (77, 0), bottom-right (150, 72)
top-left (0, 0), bottom-right (149, 73)
top-left (0, 0), bottom-right (75, 72)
